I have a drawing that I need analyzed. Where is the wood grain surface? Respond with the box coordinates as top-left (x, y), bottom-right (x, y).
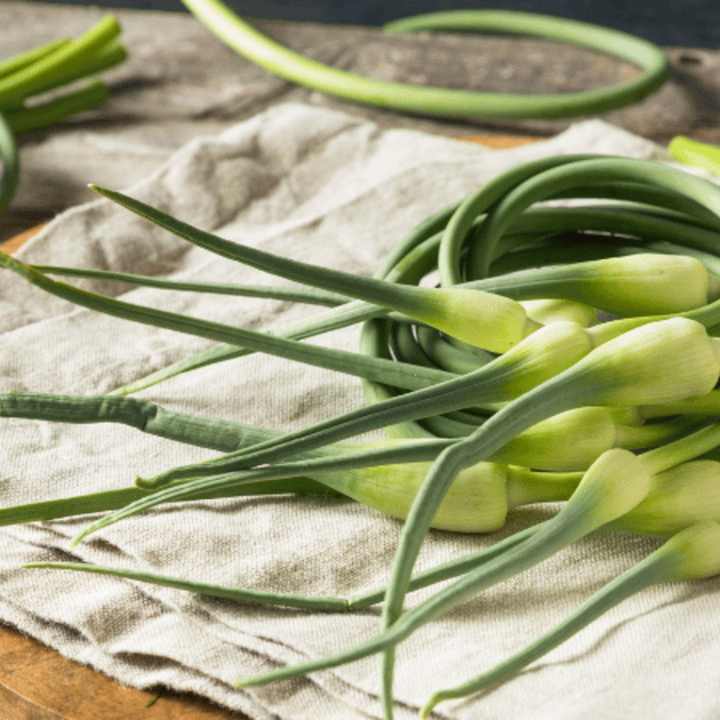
top-left (0, 623), bottom-right (244, 719)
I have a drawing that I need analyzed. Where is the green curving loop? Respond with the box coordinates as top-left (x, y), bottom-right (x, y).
top-left (179, 1), bottom-right (669, 120)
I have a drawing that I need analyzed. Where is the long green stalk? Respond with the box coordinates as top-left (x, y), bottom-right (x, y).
top-left (3, 81), bottom-right (111, 134)
top-left (232, 448), bottom-right (653, 690)
top-left (0, 478), bottom-right (328, 528)
top-left (0, 16), bottom-right (121, 104)
top-left (89, 184), bottom-right (540, 354)
top-left (0, 39), bottom-right (69, 82)
top-left (23, 525), bottom-right (540, 612)
top-left (33, 264), bottom-right (348, 306)
top-left (463, 158), bottom-right (720, 279)
top-left (421, 521), bottom-right (720, 715)
top-left (179, 2), bottom-right (668, 119)
top-left (0, 251), bottom-right (455, 392)
top-left (93, 183), bottom-right (719, 341)
top-left (0, 16), bottom-right (126, 223)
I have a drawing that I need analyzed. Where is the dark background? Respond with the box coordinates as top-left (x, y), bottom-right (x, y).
top-left (30, 0), bottom-right (720, 48)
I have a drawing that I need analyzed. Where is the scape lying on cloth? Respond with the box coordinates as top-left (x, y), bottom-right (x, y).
top-left (2, 103), bottom-right (718, 720)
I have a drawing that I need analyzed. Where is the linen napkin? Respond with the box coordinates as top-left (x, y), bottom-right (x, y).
top-left (2, 103), bottom-right (718, 720)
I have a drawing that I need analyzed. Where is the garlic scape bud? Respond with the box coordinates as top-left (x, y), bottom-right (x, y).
top-left (610, 460), bottom-right (720, 538)
top-left (88, 184), bottom-right (542, 353)
top-left (421, 521), bottom-right (720, 716)
top-left (490, 407), bottom-right (617, 472)
top-left (572, 317), bottom-right (720, 407)
top-left (316, 459), bottom-right (510, 533)
top-left (595, 253), bottom-right (714, 314)
top-left (521, 298), bottom-right (597, 327)
top-left (661, 519), bottom-right (720, 580)
top-left (404, 286), bottom-right (542, 353)
top-left (535, 253), bottom-right (712, 316)
top-left (492, 407), bottom-right (701, 472)
top-left (490, 320), bottom-right (594, 397)
top-left (315, 439), bottom-right (590, 533)
top-left (479, 253), bottom-right (713, 316)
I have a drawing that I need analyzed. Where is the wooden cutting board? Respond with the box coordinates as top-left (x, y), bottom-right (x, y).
top-left (0, 133), bottom-right (539, 719)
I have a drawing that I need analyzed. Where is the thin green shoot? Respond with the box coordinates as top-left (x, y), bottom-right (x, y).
top-left (179, 1), bottom-right (668, 119)
top-left (89, 184), bottom-right (540, 354)
top-left (230, 448), bottom-right (653, 689)
top-left (421, 521), bottom-right (720, 716)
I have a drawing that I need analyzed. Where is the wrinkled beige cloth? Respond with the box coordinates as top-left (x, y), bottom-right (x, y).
top-left (2, 103), bottom-right (718, 720)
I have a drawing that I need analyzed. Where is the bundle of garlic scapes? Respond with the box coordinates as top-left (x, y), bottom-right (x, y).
top-left (0, 16), bottom-right (127, 220)
top-left (3, 153), bottom-right (720, 718)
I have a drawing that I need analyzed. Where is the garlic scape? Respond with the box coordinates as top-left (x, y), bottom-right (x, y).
top-left (3, 388), bottom-right (700, 541)
top-left (28, 263), bottom-right (350, 307)
top-left (56, 152), bottom-right (720, 402)
top-left (0, 16), bottom-right (127, 219)
top-left (88, 185), bottom-right (541, 354)
top-left (421, 520), bottom-right (720, 716)
top-left (87, 187), bottom-right (720, 338)
top-left (0, 113), bottom-right (19, 219)
top-left (0, 250), bottom-right (459, 393)
top-left (611, 460), bottom-right (720, 538)
top-left (0, 389), bottom-right (584, 536)
top-left (0, 16), bottom-right (126, 134)
top-left (231, 448), bottom-right (653, 689)
top-left (24, 523), bottom-right (540, 613)
top-left (469, 253), bottom-right (715, 316)
top-left (178, 2), bottom-right (670, 121)
top-left (136, 321), bottom-right (599, 489)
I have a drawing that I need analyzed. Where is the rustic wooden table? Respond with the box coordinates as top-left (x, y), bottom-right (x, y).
top-left (1, 2), bottom-right (719, 717)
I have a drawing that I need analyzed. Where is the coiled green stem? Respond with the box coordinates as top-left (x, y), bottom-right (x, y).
top-left (179, 1), bottom-right (669, 120)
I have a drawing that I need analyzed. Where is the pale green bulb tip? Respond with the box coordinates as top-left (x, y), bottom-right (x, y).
top-left (667, 521), bottom-right (720, 581)
top-left (669, 136), bottom-right (720, 176)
